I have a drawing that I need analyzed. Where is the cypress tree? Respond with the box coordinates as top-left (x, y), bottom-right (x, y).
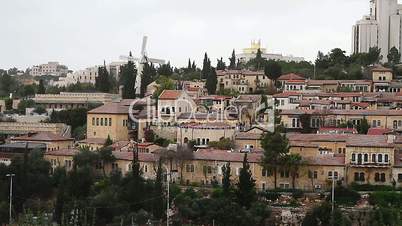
top-left (222, 163), bottom-right (232, 196)
top-left (157, 61), bottom-right (173, 76)
top-left (236, 153), bottom-right (256, 208)
top-left (153, 158), bottom-right (164, 219)
top-left (206, 66), bottom-right (217, 94)
top-left (201, 52), bottom-right (211, 79)
top-left (140, 62), bottom-right (157, 97)
top-left (96, 62), bottom-right (112, 93)
top-left (187, 59), bottom-right (192, 71)
top-left (38, 79), bottom-right (46, 94)
top-left (192, 61), bottom-right (196, 71)
top-left (229, 49), bottom-right (236, 69)
top-left (119, 52), bottom-right (137, 99)
top-left (216, 57), bottom-right (226, 70)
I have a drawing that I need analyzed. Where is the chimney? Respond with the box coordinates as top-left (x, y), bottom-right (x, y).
top-left (387, 134), bottom-right (395, 144)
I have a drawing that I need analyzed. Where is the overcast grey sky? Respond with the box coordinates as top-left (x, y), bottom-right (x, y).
top-left (0, 0), bottom-right (370, 70)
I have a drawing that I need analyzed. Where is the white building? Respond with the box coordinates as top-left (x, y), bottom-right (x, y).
top-left (30, 61), bottom-right (68, 77)
top-left (236, 40), bottom-right (305, 63)
top-left (352, 0), bottom-right (402, 61)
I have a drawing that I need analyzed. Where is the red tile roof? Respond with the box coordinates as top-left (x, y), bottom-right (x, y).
top-left (88, 102), bottom-right (129, 114)
top-left (303, 155), bottom-right (345, 166)
top-left (371, 66), bottom-right (393, 72)
top-left (273, 91), bottom-right (301, 98)
top-left (278, 73), bottom-right (305, 81)
top-left (112, 151), bottom-right (157, 162)
top-left (12, 132), bottom-right (73, 142)
top-left (367, 128), bottom-right (393, 135)
top-left (45, 148), bottom-right (78, 156)
top-left (78, 138), bottom-right (107, 145)
top-left (159, 90), bottom-right (182, 100)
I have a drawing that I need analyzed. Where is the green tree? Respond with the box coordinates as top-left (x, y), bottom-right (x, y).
top-left (283, 153), bottom-right (303, 189)
top-left (157, 61), bottom-right (173, 76)
top-left (104, 134), bottom-right (113, 146)
top-left (201, 52), bottom-right (211, 79)
top-left (264, 60), bottom-right (282, 82)
top-left (96, 63), bottom-right (113, 93)
top-left (248, 48), bottom-right (265, 70)
top-left (119, 53), bottom-right (137, 99)
top-left (222, 163), bottom-right (232, 196)
top-left (206, 67), bottom-right (217, 94)
top-left (229, 49), bottom-right (237, 69)
top-left (153, 158), bottom-right (164, 219)
top-left (299, 113), bottom-right (313, 133)
top-left (153, 76), bottom-right (176, 98)
top-left (302, 202), bottom-right (351, 226)
top-left (17, 99), bottom-right (35, 114)
top-left (236, 154), bottom-right (256, 208)
top-left (140, 62), bottom-right (157, 97)
top-left (261, 132), bottom-right (289, 189)
top-left (387, 47), bottom-right (401, 66)
top-left (98, 146), bottom-right (116, 177)
top-left (357, 118), bottom-right (370, 134)
top-left (216, 57), bottom-right (226, 70)
top-left (38, 79), bottom-right (46, 94)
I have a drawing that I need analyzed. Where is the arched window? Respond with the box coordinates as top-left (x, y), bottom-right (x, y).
top-left (354, 172), bottom-right (359, 181)
top-left (378, 154), bottom-right (383, 162)
top-left (352, 153), bottom-right (356, 162)
top-left (372, 154), bottom-right (376, 163)
top-left (384, 154), bottom-right (389, 163)
top-left (359, 172), bottom-right (365, 181)
top-left (364, 154), bottom-right (368, 162)
top-left (375, 173), bottom-right (380, 182)
top-left (357, 154), bottom-right (362, 164)
top-left (380, 173), bottom-right (386, 182)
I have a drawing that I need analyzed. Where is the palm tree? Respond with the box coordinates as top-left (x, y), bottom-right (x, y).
top-left (283, 153), bottom-right (304, 189)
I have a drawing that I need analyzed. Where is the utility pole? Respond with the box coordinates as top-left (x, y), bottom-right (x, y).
top-left (331, 171), bottom-right (335, 226)
top-left (6, 173), bottom-right (15, 225)
top-left (167, 172), bottom-right (170, 226)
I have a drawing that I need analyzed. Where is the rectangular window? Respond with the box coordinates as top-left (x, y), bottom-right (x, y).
top-left (109, 118), bottom-right (112, 126)
top-left (92, 117), bottom-right (95, 126)
top-left (101, 118), bottom-right (103, 126)
top-left (96, 118), bottom-right (99, 126)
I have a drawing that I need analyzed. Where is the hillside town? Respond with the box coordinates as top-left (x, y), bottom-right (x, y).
top-left (3, 0), bottom-right (402, 226)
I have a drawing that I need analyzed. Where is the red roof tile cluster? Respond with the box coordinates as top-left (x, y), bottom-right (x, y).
top-left (159, 90), bottom-right (182, 100)
top-left (88, 102), bottom-right (129, 114)
top-left (367, 128), bottom-right (393, 135)
top-left (277, 73), bottom-right (305, 81)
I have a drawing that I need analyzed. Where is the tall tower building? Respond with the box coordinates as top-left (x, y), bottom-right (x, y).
top-left (352, 0), bottom-right (402, 62)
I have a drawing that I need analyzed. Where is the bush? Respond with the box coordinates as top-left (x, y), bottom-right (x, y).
top-left (369, 191), bottom-right (402, 208)
top-left (292, 189), bottom-right (304, 199)
top-left (208, 138), bottom-right (234, 150)
top-left (327, 186), bottom-right (360, 206)
top-left (154, 137), bottom-right (170, 147)
top-left (350, 183), bottom-right (393, 191)
top-left (262, 191), bottom-right (281, 201)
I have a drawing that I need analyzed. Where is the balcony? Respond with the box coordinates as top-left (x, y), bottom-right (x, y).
top-left (349, 162), bottom-right (391, 168)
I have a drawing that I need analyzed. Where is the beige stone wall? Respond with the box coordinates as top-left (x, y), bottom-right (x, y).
top-left (45, 155), bottom-right (74, 172)
top-left (87, 113), bottom-right (129, 141)
top-left (0, 122), bottom-right (69, 135)
top-left (0, 100), bottom-right (5, 113)
top-left (177, 126), bottom-right (235, 145)
top-left (372, 71), bottom-right (392, 83)
top-left (235, 139), bottom-right (262, 150)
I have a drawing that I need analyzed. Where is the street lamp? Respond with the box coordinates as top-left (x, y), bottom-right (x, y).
top-left (6, 173), bottom-right (15, 225)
